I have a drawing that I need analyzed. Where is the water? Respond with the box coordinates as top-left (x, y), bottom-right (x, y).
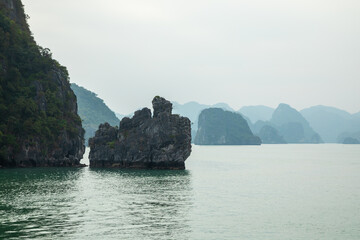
top-left (1, 145), bottom-right (360, 239)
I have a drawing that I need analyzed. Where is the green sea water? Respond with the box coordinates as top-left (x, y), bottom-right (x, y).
top-left (1, 145), bottom-right (360, 239)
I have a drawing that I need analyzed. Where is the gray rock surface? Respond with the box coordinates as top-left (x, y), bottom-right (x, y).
top-left (89, 96), bottom-right (192, 169)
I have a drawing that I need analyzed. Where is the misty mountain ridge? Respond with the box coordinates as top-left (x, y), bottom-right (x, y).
top-left (248, 104), bottom-right (323, 144)
top-left (257, 125), bottom-right (286, 144)
top-left (353, 112), bottom-right (360, 119)
top-left (270, 104), bottom-right (323, 143)
top-left (301, 105), bottom-right (360, 143)
top-left (302, 105), bottom-right (353, 119)
top-left (238, 105), bottom-right (275, 124)
top-left (164, 101), bottom-right (359, 144)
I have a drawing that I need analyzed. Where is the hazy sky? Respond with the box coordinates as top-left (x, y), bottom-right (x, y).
top-left (22, 0), bottom-right (360, 114)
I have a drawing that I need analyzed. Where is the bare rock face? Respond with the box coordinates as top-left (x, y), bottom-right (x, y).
top-left (89, 96), bottom-right (192, 169)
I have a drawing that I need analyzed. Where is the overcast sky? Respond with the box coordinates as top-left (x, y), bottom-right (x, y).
top-left (22, 0), bottom-right (360, 114)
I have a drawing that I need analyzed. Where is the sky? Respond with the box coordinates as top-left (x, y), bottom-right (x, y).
top-left (22, 0), bottom-right (360, 114)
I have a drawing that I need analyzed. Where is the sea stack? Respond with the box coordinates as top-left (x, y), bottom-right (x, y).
top-left (89, 96), bottom-right (192, 169)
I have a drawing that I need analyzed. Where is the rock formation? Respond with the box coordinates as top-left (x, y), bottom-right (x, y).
top-left (0, 0), bottom-right (85, 167)
top-left (194, 108), bottom-right (261, 145)
top-left (89, 96), bottom-right (192, 169)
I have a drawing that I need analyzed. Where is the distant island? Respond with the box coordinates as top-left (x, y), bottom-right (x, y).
top-left (89, 97), bottom-right (192, 169)
top-left (238, 105), bottom-right (274, 124)
top-left (71, 83), bottom-right (119, 145)
top-left (172, 101), bottom-right (360, 145)
top-left (112, 100), bottom-right (359, 146)
top-left (194, 108), bottom-right (261, 145)
top-left (257, 125), bottom-right (286, 144)
top-left (301, 106), bottom-right (360, 143)
top-left (0, 0), bottom-right (84, 167)
top-left (342, 137), bottom-right (360, 144)
top-left (258, 103), bottom-right (323, 144)
top-left (172, 101), bottom-right (234, 142)
top-left (337, 131), bottom-right (360, 144)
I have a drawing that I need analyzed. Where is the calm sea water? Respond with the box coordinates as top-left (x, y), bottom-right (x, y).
top-left (1, 145), bottom-right (360, 239)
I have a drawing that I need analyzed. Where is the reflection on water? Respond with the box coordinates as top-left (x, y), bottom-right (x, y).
top-left (0, 168), bottom-right (193, 240)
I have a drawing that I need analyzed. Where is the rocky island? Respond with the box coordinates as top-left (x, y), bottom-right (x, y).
top-left (194, 108), bottom-right (262, 145)
top-left (89, 96), bottom-right (192, 169)
top-left (0, 0), bottom-right (85, 167)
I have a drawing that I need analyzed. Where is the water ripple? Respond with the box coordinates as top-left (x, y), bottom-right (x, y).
top-left (0, 167), bottom-right (193, 240)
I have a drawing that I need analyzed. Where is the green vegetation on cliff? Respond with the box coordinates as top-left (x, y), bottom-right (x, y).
top-left (0, 0), bottom-right (84, 166)
top-left (70, 83), bottom-right (119, 145)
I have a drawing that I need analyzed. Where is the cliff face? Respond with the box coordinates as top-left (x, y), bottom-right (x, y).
top-left (194, 108), bottom-right (261, 145)
top-left (0, 0), bottom-right (85, 167)
top-left (89, 97), bottom-right (192, 170)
